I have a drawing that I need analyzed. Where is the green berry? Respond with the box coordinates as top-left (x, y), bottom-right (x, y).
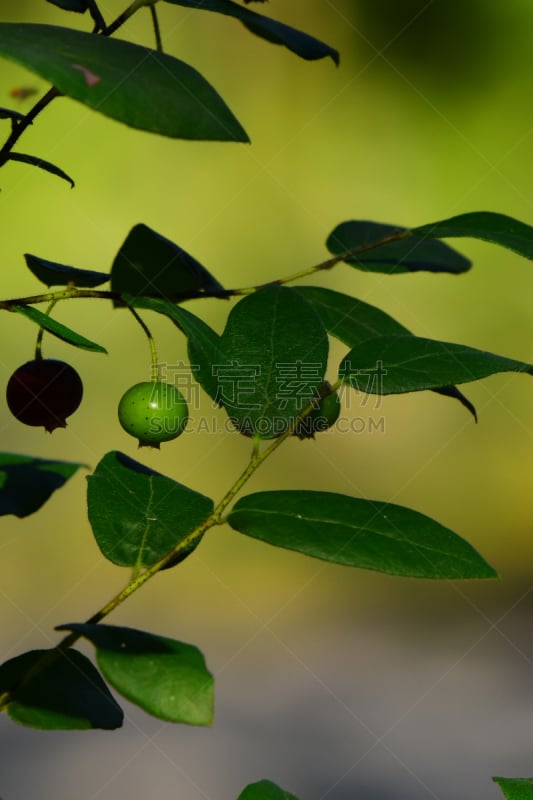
top-left (294, 382), bottom-right (341, 440)
top-left (118, 381), bottom-right (189, 448)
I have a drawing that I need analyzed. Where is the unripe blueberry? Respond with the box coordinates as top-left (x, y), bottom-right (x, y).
top-left (294, 381), bottom-right (341, 439)
top-left (118, 381), bottom-right (189, 448)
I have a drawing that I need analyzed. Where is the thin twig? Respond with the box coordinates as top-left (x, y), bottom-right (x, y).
top-left (0, 228), bottom-right (412, 311)
top-left (0, 88), bottom-right (61, 168)
top-left (150, 5), bottom-right (163, 52)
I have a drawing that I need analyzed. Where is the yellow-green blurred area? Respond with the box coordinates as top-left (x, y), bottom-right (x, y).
top-left (1, 2), bottom-right (533, 799)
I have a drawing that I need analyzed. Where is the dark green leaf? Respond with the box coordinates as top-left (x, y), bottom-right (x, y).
top-left (326, 221), bottom-right (470, 274)
top-left (24, 253), bottom-right (109, 288)
top-left (0, 648), bottom-right (123, 730)
top-left (0, 453), bottom-right (85, 518)
top-left (237, 780), bottom-right (300, 800)
top-left (228, 491), bottom-right (497, 579)
top-left (125, 296), bottom-right (222, 404)
top-left (58, 624), bottom-right (214, 726)
top-left (218, 285), bottom-right (329, 438)
top-left (412, 212), bottom-right (533, 261)
top-left (111, 224), bottom-right (225, 302)
top-left (164, 0), bottom-right (339, 64)
top-left (87, 451), bottom-right (213, 568)
top-left (296, 286), bottom-right (476, 420)
top-left (295, 285), bottom-right (410, 345)
top-left (8, 152), bottom-right (74, 187)
top-left (46, 0), bottom-right (89, 11)
top-left (494, 778), bottom-right (533, 799)
top-left (12, 304), bottom-right (107, 353)
top-left (0, 24), bottom-right (249, 142)
top-left (339, 335), bottom-right (533, 394)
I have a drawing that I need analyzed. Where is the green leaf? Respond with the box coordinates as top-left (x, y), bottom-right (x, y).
top-left (164, 0), bottom-right (339, 64)
top-left (125, 296), bottom-right (222, 404)
top-left (24, 253), bottom-right (109, 288)
top-left (494, 778), bottom-right (533, 799)
top-left (237, 780), bottom-right (300, 800)
top-left (0, 648), bottom-right (123, 730)
top-left (326, 221), bottom-right (471, 274)
top-left (8, 152), bottom-right (74, 188)
top-left (58, 624), bottom-right (214, 726)
top-left (412, 212), bottom-right (533, 261)
top-left (296, 286), bottom-right (477, 420)
top-left (12, 304), bottom-right (107, 353)
top-left (87, 451), bottom-right (213, 568)
top-left (228, 491), bottom-right (497, 579)
top-left (0, 452), bottom-right (85, 518)
top-left (295, 285), bottom-right (411, 345)
top-left (339, 335), bottom-right (533, 394)
top-left (218, 285), bottom-right (329, 438)
top-left (0, 24), bottom-right (249, 142)
top-left (111, 224), bottom-right (225, 302)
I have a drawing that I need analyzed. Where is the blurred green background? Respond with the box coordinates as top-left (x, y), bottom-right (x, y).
top-left (1, 2), bottom-right (532, 799)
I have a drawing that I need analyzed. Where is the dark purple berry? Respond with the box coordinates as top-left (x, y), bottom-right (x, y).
top-left (6, 358), bottom-right (83, 432)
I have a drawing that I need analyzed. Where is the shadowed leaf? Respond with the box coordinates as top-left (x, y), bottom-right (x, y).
top-left (164, 0), bottom-right (339, 64)
top-left (46, 0), bottom-right (89, 11)
top-left (327, 220), bottom-right (470, 274)
top-left (8, 152), bottom-right (74, 187)
top-left (0, 453), bottom-right (84, 518)
top-left (111, 224), bottom-right (225, 301)
top-left (58, 623), bottom-right (214, 726)
top-left (0, 648), bottom-right (123, 730)
top-left (24, 253), bottom-right (109, 288)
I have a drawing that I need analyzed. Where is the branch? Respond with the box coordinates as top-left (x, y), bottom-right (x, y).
top-left (0, 229), bottom-right (411, 310)
top-left (0, 88), bottom-right (61, 168)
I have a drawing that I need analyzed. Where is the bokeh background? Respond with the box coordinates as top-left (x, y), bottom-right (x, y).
top-left (1, 1), bottom-right (533, 798)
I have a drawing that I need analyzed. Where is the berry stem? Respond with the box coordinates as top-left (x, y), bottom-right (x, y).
top-left (126, 304), bottom-right (160, 381)
top-left (150, 5), bottom-right (163, 52)
top-left (34, 299), bottom-right (58, 360)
